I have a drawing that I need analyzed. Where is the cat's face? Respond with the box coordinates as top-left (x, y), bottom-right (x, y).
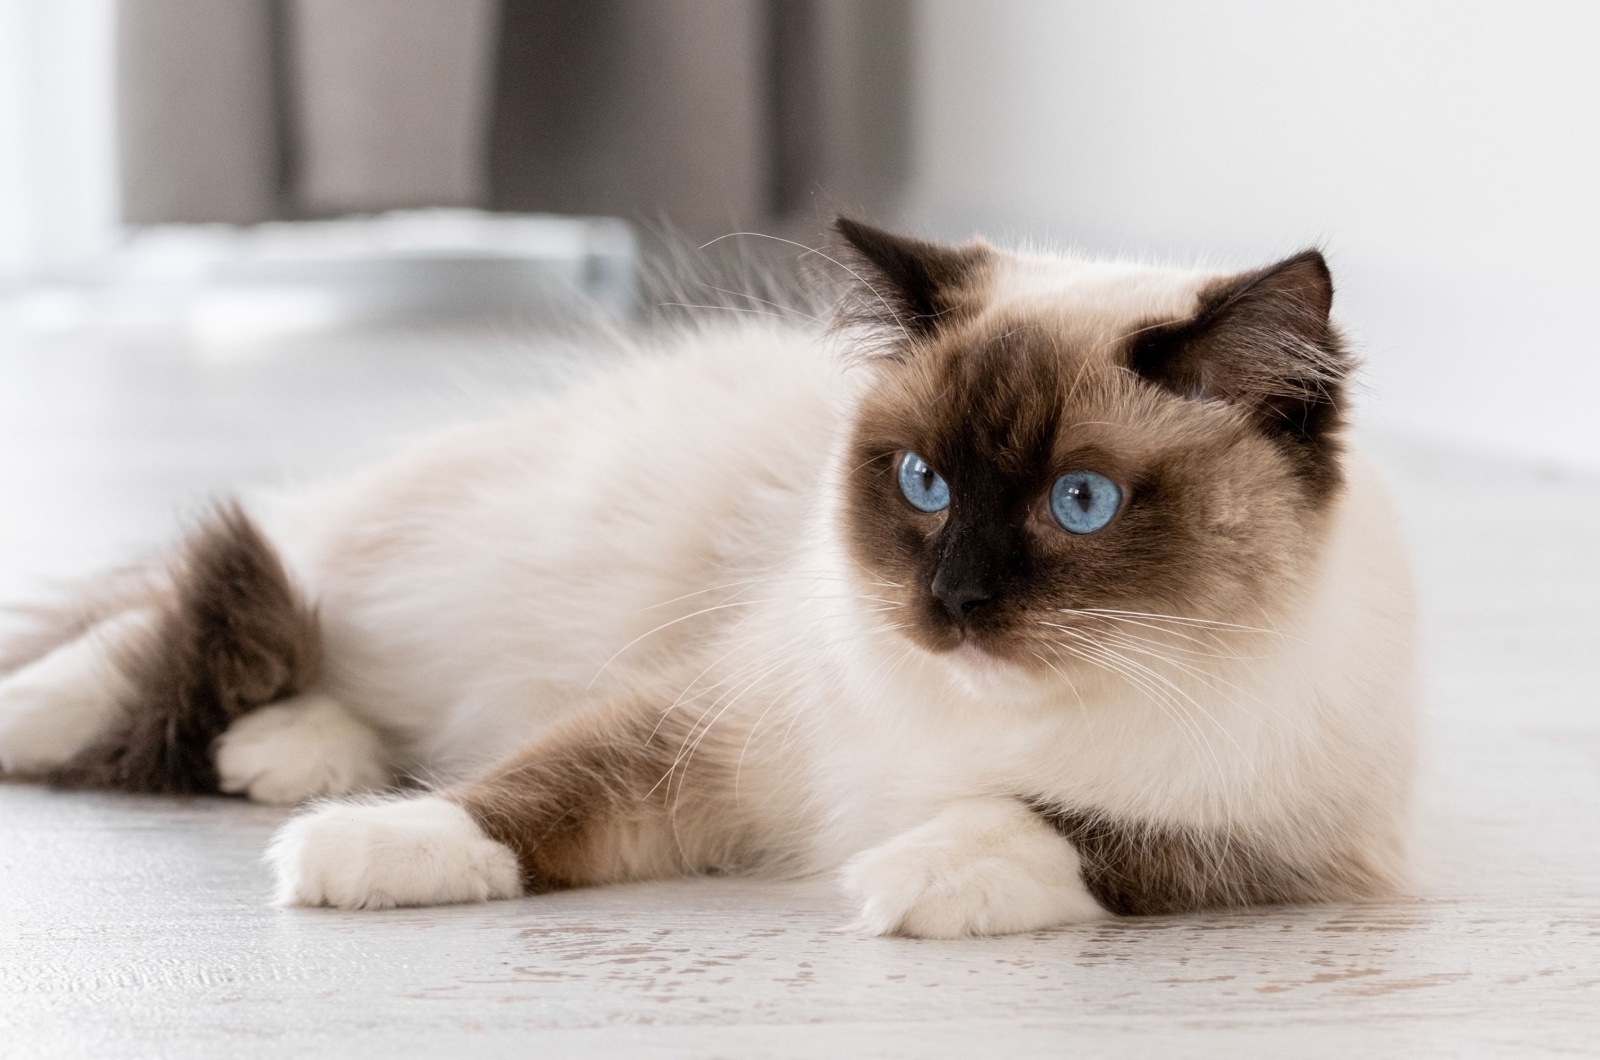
top-left (833, 220), bottom-right (1351, 674)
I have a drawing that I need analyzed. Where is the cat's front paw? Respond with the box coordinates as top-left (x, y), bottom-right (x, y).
top-left (841, 798), bottom-right (1109, 938)
top-left (268, 795), bottom-right (522, 909)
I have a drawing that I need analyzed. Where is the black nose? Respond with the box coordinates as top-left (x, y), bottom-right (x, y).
top-left (933, 580), bottom-right (992, 623)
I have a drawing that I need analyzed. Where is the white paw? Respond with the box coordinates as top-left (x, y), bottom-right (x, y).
top-left (215, 693), bottom-right (390, 804)
top-left (268, 795), bottom-right (523, 909)
top-left (0, 612), bottom-right (146, 774)
top-left (841, 798), bottom-right (1109, 938)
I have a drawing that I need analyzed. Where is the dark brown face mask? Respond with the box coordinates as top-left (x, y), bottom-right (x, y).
top-left (830, 217), bottom-right (1352, 671)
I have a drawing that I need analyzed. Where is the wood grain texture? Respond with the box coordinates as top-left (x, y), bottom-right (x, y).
top-left (1, 325), bottom-right (1597, 1058)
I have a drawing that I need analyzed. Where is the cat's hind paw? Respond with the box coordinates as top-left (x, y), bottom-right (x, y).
top-left (841, 798), bottom-right (1109, 938)
top-left (216, 693), bottom-right (389, 805)
top-left (268, 795), bottom-right (523, 909)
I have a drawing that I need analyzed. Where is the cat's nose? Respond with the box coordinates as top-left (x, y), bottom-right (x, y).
top-left (933, 581), bottom-right (992, 622)
top-left (930, 526), bottom-right (1000, 623)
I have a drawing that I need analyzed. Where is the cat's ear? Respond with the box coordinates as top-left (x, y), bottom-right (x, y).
top-left (832, 217), bottom-right (992, 346)
top-left (1128, 250), bottom-right (1353, 462)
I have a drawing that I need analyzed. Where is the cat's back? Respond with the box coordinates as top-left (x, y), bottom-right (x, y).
top-left (261, 321), bottom-right (845, 762)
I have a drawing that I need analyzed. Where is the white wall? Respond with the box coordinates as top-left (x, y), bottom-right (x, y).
top-left (0, 0), bottom-right (119, 281)
top-left (908, 1), bottom-right (1600, 468)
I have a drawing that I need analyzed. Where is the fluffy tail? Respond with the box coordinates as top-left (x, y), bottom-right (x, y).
top-left (2, 503), bottom-right (321, 794)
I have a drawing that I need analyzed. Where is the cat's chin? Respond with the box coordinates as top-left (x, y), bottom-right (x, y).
top-left (940, 640), bottom-right (1045, 701)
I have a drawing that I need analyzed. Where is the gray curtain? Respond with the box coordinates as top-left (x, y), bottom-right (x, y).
top-left (116, 0), bottom-right (911, 240)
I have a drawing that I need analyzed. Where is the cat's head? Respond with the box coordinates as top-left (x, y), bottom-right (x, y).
top-left (832, 218), bottom-right (1352, 673)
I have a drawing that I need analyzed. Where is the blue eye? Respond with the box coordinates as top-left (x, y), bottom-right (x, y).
top-left (897, 452), bottom-right (950, 513)
top-left (1050, 471), bottom-right (1122, 534)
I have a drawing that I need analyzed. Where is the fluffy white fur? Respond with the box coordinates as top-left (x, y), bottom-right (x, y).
top-left (269, 795), bottom-right (522, 909)
top-left (842, 797), bottom-right (1109, 937)
top-left (215, 693), bottom-right (390, 805)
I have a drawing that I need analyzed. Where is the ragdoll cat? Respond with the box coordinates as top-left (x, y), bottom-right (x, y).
top-left (0, 219), bottom-right (1416, 937)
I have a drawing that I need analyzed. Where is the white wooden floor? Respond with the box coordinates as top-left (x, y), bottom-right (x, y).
top-left (2, 323), bottom-right (1598, 1058)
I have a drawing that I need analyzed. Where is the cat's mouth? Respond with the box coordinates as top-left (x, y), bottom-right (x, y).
top-left (912, 608), bottom-right (1007, 658)
top-left (929, 623), bottom-right (1015, 669)
top-left (912, 617), bottom-right (1059, 688)
top-left (899, 595), bottom-right (1038, 672)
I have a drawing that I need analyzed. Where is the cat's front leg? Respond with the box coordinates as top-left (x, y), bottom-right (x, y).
top-left (841, 797), bottom-right (1109, 938)
top-left (269, 700), bottom-right (731, 909)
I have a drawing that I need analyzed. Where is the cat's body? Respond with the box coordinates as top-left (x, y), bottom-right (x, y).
top-left (259, 321), bottom-right (838, 786)
top-left (0, 222), bottom-right (1416, 936)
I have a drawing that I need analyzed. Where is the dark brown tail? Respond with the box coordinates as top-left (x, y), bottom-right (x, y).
top-left (39, 503), bottom-right (322, 794)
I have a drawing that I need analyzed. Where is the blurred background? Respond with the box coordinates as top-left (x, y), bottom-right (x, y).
top-left (2, 0), bottom-right (1599, 490)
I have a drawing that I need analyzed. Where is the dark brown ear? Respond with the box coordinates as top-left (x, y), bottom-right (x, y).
top-left (1128, 250), bottom-right (1353, 495)
top-left (832, 217), bottom-right (990, 341)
